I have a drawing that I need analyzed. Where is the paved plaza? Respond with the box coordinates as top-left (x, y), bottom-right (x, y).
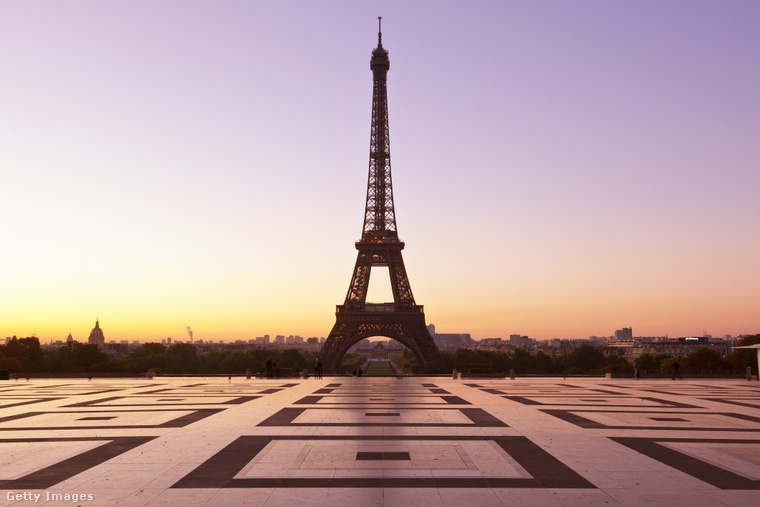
top-left (0, 376), bottom-right (759, 506)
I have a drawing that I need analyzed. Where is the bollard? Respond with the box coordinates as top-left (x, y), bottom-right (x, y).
top-left (510, 369), bottom-right (515, 380)
top-left (452, 368), bottom-right (458, 380)
top-left (246, 368), bottom-right (252, 380)
top-left (147, 368), bottom-right (154, 380)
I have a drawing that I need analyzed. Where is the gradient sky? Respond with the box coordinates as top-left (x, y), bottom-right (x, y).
top-left (2, 1), bottom-right (758, 343)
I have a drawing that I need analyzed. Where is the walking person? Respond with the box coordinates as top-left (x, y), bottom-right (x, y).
top-left (672, 360), bottom-right (683, 380)
top-left (633, 360), bottom-right (639, 379)
top-left (274, 359), bottom-right (281, 379)
top-left (266, 358), bottom-right (274, 379)
top-left (315, 359), bottom-right (323, 380)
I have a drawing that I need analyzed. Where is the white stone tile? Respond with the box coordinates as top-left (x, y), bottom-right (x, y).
top-left (382, 487), bottom-right (443, 507)
top-left (439, 488), bottom-right (503, 507)
top-left (492, 487), bottom-right (562, 506)
top-left (324, 487), bottom-right (384, 507)
top-left (264, 487), bottom-right (329, 507)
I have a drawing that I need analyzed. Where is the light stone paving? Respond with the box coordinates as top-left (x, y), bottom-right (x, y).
top-left (0, 376), bottom-right (758, 506)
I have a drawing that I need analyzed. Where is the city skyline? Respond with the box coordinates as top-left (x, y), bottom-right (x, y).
top-left (2, 2), bottom-right (759, 343)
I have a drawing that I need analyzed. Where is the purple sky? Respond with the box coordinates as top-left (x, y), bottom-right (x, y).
top-left (1, 1), bottom-right (758, 342)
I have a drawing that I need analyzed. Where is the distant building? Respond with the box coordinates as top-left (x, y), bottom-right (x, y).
top-left (427, 323), bottom-right (472, 350)
top-left (509, 334), bottom-right (533, 348)
top-left (615, 327), bottom-right (633, 341)
top-left (66, 333), bottom-right (73, 343)
top-left (87, 319), bottom-right (105, 347)
top-left (606, 336), bottom-right (731, 361)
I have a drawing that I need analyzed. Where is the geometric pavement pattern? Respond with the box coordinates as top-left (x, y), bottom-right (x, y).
top-left (0, 377), bottom-right (759, 506)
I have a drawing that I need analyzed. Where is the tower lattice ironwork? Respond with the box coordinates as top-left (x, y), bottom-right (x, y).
top-left (319, 18), bottom-right (441, 374)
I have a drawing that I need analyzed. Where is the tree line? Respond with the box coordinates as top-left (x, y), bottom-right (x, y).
top-left (400, 334), bottom-right (760, 376)
top-left (0, 337), bottom-right (313, 376)
top-left (1, 333), bottom-right (758, 377)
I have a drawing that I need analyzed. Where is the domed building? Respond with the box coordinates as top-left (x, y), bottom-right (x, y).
top-left (88, 319), bottom-right (105, 347)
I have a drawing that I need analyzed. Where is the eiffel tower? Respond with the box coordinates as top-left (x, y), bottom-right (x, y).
top-left (318, 18), bottom-right (442, 374)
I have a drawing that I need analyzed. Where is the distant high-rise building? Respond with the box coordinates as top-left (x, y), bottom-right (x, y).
top-left (88, 319), bottom-right (105, 347)
top-left (615, 327), bottom-right (633, 341)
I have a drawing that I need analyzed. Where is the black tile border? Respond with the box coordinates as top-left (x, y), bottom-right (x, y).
top-left (292, 395), bottom-right (471, 406)
top-left (701, 397), bottom-right (760, 410)
top-left (542, 409), bottom-right (760, 431)
top-left (505, 395), bottom-right (699, 409)
top-left (64, 395), bottom-right (261, 407)
top-left (0, 388), bottom-right (125, 396)
top-left (0, 398), bottom-right (62, 410)
top-left (612, 437), bottom-right (760, 489)
top-left (257, 407), bottom-right (506, 427)
top-left (0, 408), bottom-right (224, 430)
top-left (356, 451), bottom-right (410, 460)
top-left (0, 436), bottom-right (155, 489)
top-left (172, 435), bottom-right (593, 489)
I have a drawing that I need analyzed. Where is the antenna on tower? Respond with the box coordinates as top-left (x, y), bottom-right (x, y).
top-left (378, 16), bottom-right (382, 46)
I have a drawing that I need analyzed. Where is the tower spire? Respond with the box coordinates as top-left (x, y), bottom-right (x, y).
top-left (378, 16), bottom-right (382, 47)
top-left (365, 16), bottom-right (394, 241)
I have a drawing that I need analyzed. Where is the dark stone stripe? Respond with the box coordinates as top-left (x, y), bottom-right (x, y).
top-left (542, 409), bottom-right (760, 431)
top-left (294, 396), bottom-right (323, 404)
top-left (158, 408), bottom-right (224, 428)
top-left (64, 396), bottom-right (123, 408)
top-left (356, 451), bottom-right (410, 460)
top-left (702, 398), bottom-right (760, 409)
top-left (460, 408), bottom-right (507, 427)
top-left (494, 437), bottom-right (595, 489)
top-left (0, 398), bottom-right (62, 409)
top-left (223, 396), bottom-right (262, 404)
top-left (173, 435), bottom-right (271, 488)
top-left (541, 410), bottom-right (605, 428)
top-left (257, 407), bottom-right (305, 426)
top-left (592, 388), bottom-right (624, 395)
top-left (442, 396), bottom-right (471, 405)
top-left (612, 437), bottom-right (760, 490)
top-left (0, 412), bottom-right (41, 424)
top-left (0, 437), bottom-right (155, 489)
top-left (504, 396), bottom-right (543, 405)
top-left (365, 413), bottom-right (400, 416)
top-left (642, 397), bottom-right (700, 409)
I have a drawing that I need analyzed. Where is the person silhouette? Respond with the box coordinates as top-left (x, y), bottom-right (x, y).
top-left (672, 360), bottom-right (682, 380)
